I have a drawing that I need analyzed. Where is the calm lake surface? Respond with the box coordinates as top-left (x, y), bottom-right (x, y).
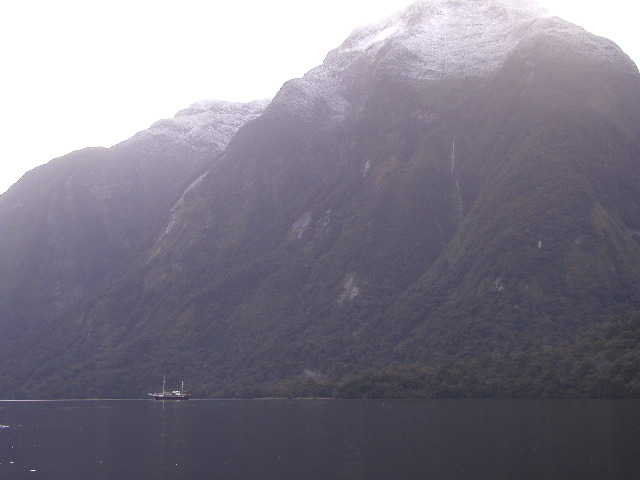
top-left (1, 398), bottom-right (640, 479)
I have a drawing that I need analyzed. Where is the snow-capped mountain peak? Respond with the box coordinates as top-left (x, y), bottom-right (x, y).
top-left (330, 0), bottom-right (550, 79)
top-left (267, 0), bottom-right (552, 128)
top-left (146, 99), bottom-right (269, 149)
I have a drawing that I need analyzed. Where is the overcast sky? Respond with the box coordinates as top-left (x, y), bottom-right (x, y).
top-left (1, 0), bottom-right (638, 195)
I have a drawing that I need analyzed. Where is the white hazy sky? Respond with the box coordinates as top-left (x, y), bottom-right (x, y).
top-left (1, 0), bottom-right (638, 195)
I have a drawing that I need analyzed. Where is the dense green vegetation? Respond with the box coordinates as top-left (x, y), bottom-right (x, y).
top-left (334, 311), bottom-right (640, 398)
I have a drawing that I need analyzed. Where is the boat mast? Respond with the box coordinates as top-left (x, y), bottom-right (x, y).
top-left (163, 376), bottom-right (166, 394)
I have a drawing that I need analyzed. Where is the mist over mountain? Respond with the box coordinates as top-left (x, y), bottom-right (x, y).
top-left (1, 0), bottom-right (640, 399)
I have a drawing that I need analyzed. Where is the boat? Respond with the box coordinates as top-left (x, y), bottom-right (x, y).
top-left (149, 377), bottom-right (191, 400)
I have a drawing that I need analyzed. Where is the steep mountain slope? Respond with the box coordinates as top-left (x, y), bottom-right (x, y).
top-left (390, 27), bottom-right (640, 358)
top-left (2, 0), bottom-right (640, 398)
top-left (0, 100), bottom-right (266, 372)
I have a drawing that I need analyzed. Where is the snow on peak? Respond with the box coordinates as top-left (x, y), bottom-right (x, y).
top-left (330, 0), bottom-right (550, 79)
top-left (174, 98), bottom-right (269, 118)
top-left (123, 99), bottom-right (269, 153)
top-left (265, 0), bottom-right (632, 134)
top-left (265, 0), bottom-right (551, 129)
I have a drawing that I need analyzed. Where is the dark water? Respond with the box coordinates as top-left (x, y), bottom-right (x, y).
top-left (1, 399), bottom-right (640, 479)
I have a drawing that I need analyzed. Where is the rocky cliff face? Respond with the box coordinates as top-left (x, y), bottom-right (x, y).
top-left (1, 0), bottom-right (639, 398)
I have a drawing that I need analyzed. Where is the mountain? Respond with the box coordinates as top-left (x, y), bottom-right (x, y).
top-left (0, 99), bottom-right (266, 391)
top-left (1, 0), bottom-right (640, 399)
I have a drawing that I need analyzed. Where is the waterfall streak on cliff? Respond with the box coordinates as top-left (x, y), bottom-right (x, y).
top-left (451, 139), bottom-right (463, 224)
